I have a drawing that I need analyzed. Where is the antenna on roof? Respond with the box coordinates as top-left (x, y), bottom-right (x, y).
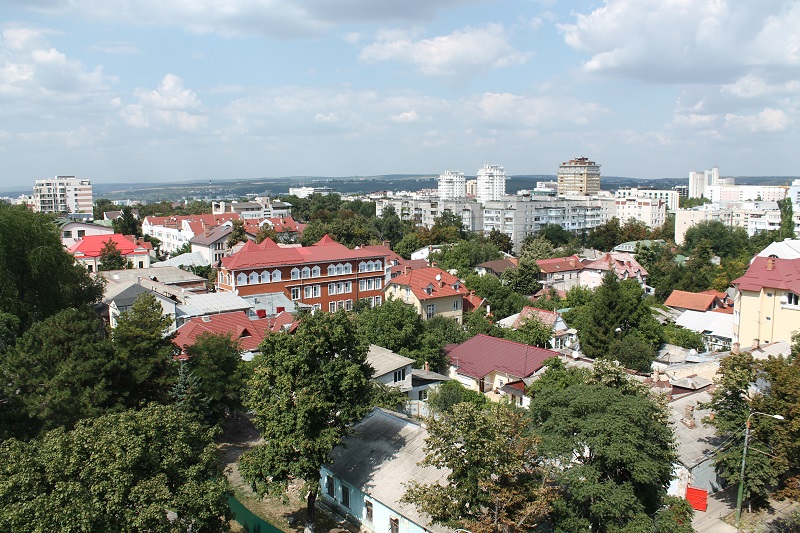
top-left (435, 274), bottom-right (442, 281)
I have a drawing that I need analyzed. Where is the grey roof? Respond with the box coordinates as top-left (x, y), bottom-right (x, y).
top-left (98, 266), bottom-right (204, 286)
top-left (107, 283), bottom-right (153, 307)
top-left (242, 292), bottom-right (297, 315)
top-left (669, 391), bottom-right (721, 469)
top-left (175, 292), bottom-right (253, 319)
top-left (190, 225), bottom-right (231, 246)
top-left (675, 310), bottom-right (733, 340)
top-left (153, 252), bottom-right (210, 268)
top-left (411, 368), bottom-right (450, 386)
top-left (367, 345), bottom-right (415, 378)
top-left (743, 340), bottom-right (792, 360)
top-left (327, 409), bottom-right (450, 533)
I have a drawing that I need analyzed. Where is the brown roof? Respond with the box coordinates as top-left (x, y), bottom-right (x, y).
top-left (582, 252), bottom-right (648, 279)
top-left (536, 255), bottom-right (583, 273)
top-left (387, 267), bottom-right (468, 301)
top-left (446, 334), bottom-right (558, 380)
top-left (477, 258), bottom-right (518, 275)
top-left (511, 306), bottom-right (559, 329)
top-left (732, 256), bottom-right (800, 293)
top-left (663, 290), bottom-right (718, 312)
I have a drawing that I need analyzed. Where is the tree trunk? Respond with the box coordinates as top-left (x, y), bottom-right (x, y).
top-left (305, 489), bottom-right (317, 533)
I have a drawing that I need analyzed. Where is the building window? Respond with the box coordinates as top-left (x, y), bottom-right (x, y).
top-left (345, 281), bottom-right (352, 293)
top-left (261, 271), bottom-right (270, 283)
top-left (787, 292), bottom-right (799, 306)
top-left (329, 283), bottom-right (337, 295)
top-left (249, 272), bottom-right (259, 284)
top-left (374, 278), bottom-right (382, 290)
top-left (344, 263), bottom-right (352, 274)
top-left (375, 260), bottom-right (382, 271)
top-left (302, 267), bottom-right (311, 279)
top-left (390, 517), bottom-right (399, 533)
top-left (313, 285), bottom-right (321, 297)
top-left (345, 299), bottom-right (353, 311)
top-left (63, 230), bottom-right (72, 238)
top-left (291, 288), bottom-right (300, 300)
top-left (337, 263), bottom-right (345, 275)
top-left (237, 273), bottom-right (248, 285)
top-left (291, 268), bottom-right (300, 280)
top-left (393, 368), bottom-right (406, 382)
top-left (418, 389), bottom-right (428, 401)
top-left (326, 476), bottom-right (334, 497)
top-left (359, 262), bottom-right (366, 273)
top-left (341, 485), bottom-right (350, 509)
top-left (330, 301), bottom-right (337, 312)
top-left (312, 266), bottom-right (321, 277)
top-left (305, 286), bottom-right (313, 298)
top-left (426, 304), bottom-right (435, 319)
top-left (313, 303), bottom-right (322, 311)
top-left (272, 269), bottom-right (281, 281)
top-left (453, 299), bottom-right (460, 311)
top-left (365, 500), bottom-right (373, 523)
top-left (375, 296), bottom-right (382, 306)
top-left (328, 264), bottom-right (336, 276)
top-left (77, 230), bottom-right (85, 238)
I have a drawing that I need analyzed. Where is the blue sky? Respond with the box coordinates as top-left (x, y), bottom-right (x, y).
top-left (2, 0), bottom-right (799, 189)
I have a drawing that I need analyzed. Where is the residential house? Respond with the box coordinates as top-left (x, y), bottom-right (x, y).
top-left (384, 267), bottom-right (468, 323)
top-left (664, 290), bottom-right (728, 313)
top-left (613, 239), bottom-right (666, 254)
top-left (217, 235), bottom-right (389, 312)
top-left (173, 292), bottom-right (254, 328)
top-left (474, 257), bottom-right (519, 277)
top-left (732, 256), bottom-right (800, 346)
top-left (102, 209), bottom-right (139, 221)
top-left (446, 334), bottom-right (558, 393)
top-left (674, 310), bottom-right (734, 352)
top-left (190, 224), bottom-right (237, 266)
top-left (152, 252), bottom-right (210, 269)
top-left (367, 345), bottom-right (414, 394)
top-left (579, 252), bottom-right (649, 293)
top-left (668, 391), bottom-right (723, 497)
top-left (98, 266), bottom-right (207, 300)
top-left (141, 213), bottom-right (240, 255)
top-left (68, 233), bottom-right (152, 272)
top-left (535, 255), bottom-right (584, 292)
top-left (242, 216), bottom-right (306, 242)
top-left (55, 218), bottom-right (115, 248)
top-left (172, 310), bottom-right (297, 360)
top-left (105, 283), bottom-right (177, 330)
top-left (320, 409), bottom-right (450, 533)
top-left (496, 306), bottom-right (579, 351)
top-left (755, 238), bottom-right (800, 260)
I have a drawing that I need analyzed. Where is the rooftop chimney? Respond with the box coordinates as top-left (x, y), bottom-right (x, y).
top-left (569, 256), bottom-right (577, 267)
top-left (752, 338), bottom-right (760, 350)
top-left (767, 257), bottom-right (776, 271)
top-left (424, 361), bottom-right (430, 372)
top-left (682, 404), bottom-right (696, 428)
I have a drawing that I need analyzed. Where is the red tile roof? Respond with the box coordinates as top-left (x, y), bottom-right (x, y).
top-left (732, 256), bottom-right (800, 293)
top-left (664, 290), bottom-right (718, 312)
top-left (387, 267), bottom-right (468, 301)
top-left (462, 291), bottom-right (486, 313)
top-left (536, 255), bottom-right (582, 273)
top-left (67, 234), bottom-right (151, 258)
top-left (172, 310), bottom-right (297, 354)
top-left (511, 306), bottom-right (558, 329)
top-left (582, 252), bottom-right (648, 278)
top-left (446, 334), bottom-right (558, 380)
top-left (220, 234), bottom-right (388, 271)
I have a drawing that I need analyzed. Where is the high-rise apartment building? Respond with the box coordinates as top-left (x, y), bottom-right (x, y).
top-left (688, 167), bottom-right (719, 198)
top-left (32, 176), bottom-right (93, 216)
top-left (438, 171), bottom-right (466, 200)
top-left (476, 165), bottom-right (506, 204)
top-left (557, 157), bottom-right (601, 196)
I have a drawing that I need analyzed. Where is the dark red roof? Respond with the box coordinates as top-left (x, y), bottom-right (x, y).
top-left (172, 310), bottom-right (297, 353)
top-left (68, 234), bottom-right (151, 258)
top-left (387, 267), bottom-right (467, 301)
top-left (536, 255), bottom-right (583, 274)
top-left (446, 334), bottom-right (558, 380)
top-left (733, 256), bottom-right (800, 293)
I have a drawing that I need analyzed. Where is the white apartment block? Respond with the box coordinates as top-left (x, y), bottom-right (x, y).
top-left (557, 156), bottom-right (601, 196)
top-left (614, 197), bottom-right (667, 228)
top-left (288, 186), bottom-right (334, 198)
top-left (705, 184), bottom-right (787, 203)
top-left (788, 179), bottom-right (800, 207)
top-left (32, 176), bottom-right (93, 216)
top-left (615, 187), bottom-right (680, 211)
top-left (476, 165), bottom-right (506, 204)
top-left (212, 197), bottom-right (292, 219)
top-left (438, 171), bottom-right (466, 200)
top-left (688, 167), bottom-right (720, 198)
top-left (675, 201), bottom-right (800, 245)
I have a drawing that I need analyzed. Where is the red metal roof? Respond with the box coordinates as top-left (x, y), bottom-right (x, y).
top-left (67, 234), bottom-right (151, 258)
top-left (446, 334), bottom-right (558, 380)
top-left (536, 255), bottom-right (583, 273)
top-left (172, 310), bottom-right (297, 353)
top-left (387, 267), bottom-right (467, 301)
top-left (732, 256), bottom-right (800, 293)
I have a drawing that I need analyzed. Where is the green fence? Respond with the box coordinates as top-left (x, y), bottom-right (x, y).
top-left (228, 495), bottom-right (283, 533)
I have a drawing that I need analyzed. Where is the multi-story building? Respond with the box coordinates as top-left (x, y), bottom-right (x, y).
top-left (732, 256), bottom-right (800, 346)
top-left (674, 185), bottom-right (689, 199)
top-left (476, 165), bottom-right (506, 204)
top-left (211, 197), bottom-right (292, 219)
top-left (674, 201), bottom-right (800, 245)
top-left (615, 187), bottom-right (680, 211)
top-left (142, 213), bottom-right (240, 255)
top-left (465, 179), bottom-right (477, 197)
top-left (216, 235), bottom-right (390, 311)
top-left (437, 171), bottom-right (466, 200)
top-left (688, 167), bottom-right (719, 199)
top-left (705, 184), bottom-right (787, 203)
top-left (32, 176), bottom-right (92, 217)
top-left (384, 267), bottom-right (468, 323)
top-left (288, 186), bottom-right (334, 198)
top-left (557, 157), bottom-right (601, 196)
top-left (614, 197), bottom-right (667, 228)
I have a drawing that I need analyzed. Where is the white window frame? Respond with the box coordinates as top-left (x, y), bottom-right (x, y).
top-left (291, 268), bottom-right (300, 280)
top-left (302, 267), bottom-right (311, 279)
top-left (291, 287), bottom-right (301, 300)
top-left (272, 269), bottom-right (281, 281)
top-left (249, 272), bottom-right (259, 284)
top-left (312, 266), bottom-right (321, 277)
top-left (237, 273), bottom-right (248, 285)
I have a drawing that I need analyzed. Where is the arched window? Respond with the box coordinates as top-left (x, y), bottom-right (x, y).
top-left (311, 266), bottom-right (321, 277)
top-left (249, 272), bottom-right (259, 284)
top-left (359, 262), bottom-right (366, 272)
top-left (374, 260), bottom-right (382, 271)
top-left (261, 271), bottom-right (270, 283)
top-left (328, 264), bottom-right (336, 276)
top-left (344, 263), bottom-right (352, 274)
top-left (272, 269), bottom-right (281, 281)
top-left (336, 263), bottom-right (344, 275)
top-left (291, 268), bottom-right (300, 280)
top-left (302, 267), bottom-right (311, 279)
top-left (237, 273), bottom-right (247, 285)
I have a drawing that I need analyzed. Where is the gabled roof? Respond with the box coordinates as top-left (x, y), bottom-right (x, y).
top-left (172, 310), bottom-right (296, 353)
top-left (664, 290), bottom-right (719, 312)
top-left (732, 256), bottom-right (800, 293)
top-left (462, 291), bottom-right (486, 313)
top-left (446, 334), bottom-right (558, 380)
top-left (107, 283), bottom-right (171, 308)
top-left (190, 225), bottom-right (231, 245)
top-left (476, 258), bottom-right (518, 275)
top-left (386, 267), bottom-right (467, 301)
top-left (67, 233), bottom-right (151, 258)
top-left (582, 252), bottom-right (648, 278)
top-left (509, 306), bottom-right (560, 330)
top-left (675, 310), bottom-right (734, 341)
top-left (535, 255), bottom-right (583, 273)
top-left (367, 345), bottom-right (414, 378)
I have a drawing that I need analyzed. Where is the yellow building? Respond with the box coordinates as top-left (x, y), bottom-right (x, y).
top-left (732, 256), bottom-right (800, 346)
top-left (384, 267), bottom-right (467, 323)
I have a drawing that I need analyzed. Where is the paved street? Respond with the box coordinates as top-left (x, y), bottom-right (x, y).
top-left (692, 488), bottom-right (738, 533)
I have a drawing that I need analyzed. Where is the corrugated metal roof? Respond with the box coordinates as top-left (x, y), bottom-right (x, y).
top-left (176, 292), bottom-right (253, 318)
top-left (446, 334), bottom-right (558, 380)
top-left (367, 345), bottom-right (414, 378)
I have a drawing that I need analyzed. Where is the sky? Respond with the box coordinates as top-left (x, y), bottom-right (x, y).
top-left (2, 0), bottom-right (799, 189)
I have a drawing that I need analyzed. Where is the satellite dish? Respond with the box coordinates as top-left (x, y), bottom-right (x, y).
top-left (435, 274), bottom-right (442, 281)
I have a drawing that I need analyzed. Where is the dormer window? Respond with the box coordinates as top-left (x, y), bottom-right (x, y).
top-left (425, 284), bottom-right (433, 295)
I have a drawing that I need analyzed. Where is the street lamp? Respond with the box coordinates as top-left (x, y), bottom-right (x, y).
top-left (735, 411), bottom-right (785, 529)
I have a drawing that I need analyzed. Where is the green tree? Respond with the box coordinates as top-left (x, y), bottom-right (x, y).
top-left (608, 331), bottom-right (657, 372)
top-left (112, 206), bottom-right (142, 237)
top-left (502, 260), bottom-right (542, 295)
top-left (662, 324), bottom-right (705, 352)
top-left (520, 235), bottom-right (556, 263)
top-left (430, 211), bottom-right (467, 243)
top-left (0, 204), bottom-right (104, 330)
top-left (537, 224), bottom-right (575, 247)
top-left (620, 218), bottom-right (650, 243)
top-left (507, 314), bottom-right (553, 348)
top-left (185, 332), bottom-right (246, 423)
top-left (683, 220), bottom-right (749, 260)
top-left (93, 198), bottom-right (116, 220)
top-left (464, 273), bottom-right (529, 320)
top-left (395, 232), bottom-right (423, 259)
top-left (586, 217), bottom-right (623, 251)
top-left (98, 239), bottom-right (129, 271)
top-left (226, 219), bottom-right (248, 248)
top-left (375, 205), bottom-right (406, 247)
top-left (173, 241), bottom-right (192, 256)
top-left (430, 239), bottom-right (501, 278)
top-left (486, 228), bottom-right (513, 254)
top-left (529, 365), bottom-right (679, 532)
top-left (425, 380), bottom-right (490, 415)
top-left (403, 403), bottom-right (553, 533)
top-left (254, 224), bottom-right (279, 244)
top-left (239, 311), bottom-right (374, 533)
top-left (169, 361), bottom-right (210, 420)
top-left (357, 297), bottom-right (425, 356)
top-left (778, 197), bottom-right (795, 239)
top-left (112, 293), bottom-right (176, 406)
top-left (0, 405), bottom-right (230, 531)
top-left (0, 307), bottom-right (122, 440)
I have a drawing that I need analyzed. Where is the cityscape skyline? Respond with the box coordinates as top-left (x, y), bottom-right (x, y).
top-left (2, 0), bottom-right (799, 188)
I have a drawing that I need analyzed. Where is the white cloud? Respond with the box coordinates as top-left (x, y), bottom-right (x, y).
top-left (360, 24), bottom-right (530, 81)
top-left (121, 74), bottom-right (207, 130)
top-left (89, 41), bottom-right (138, 55)
top-left (390, 110), bottom-right (420, 122)
top-left (469, 92), bottom-right (608, 130)
top-left (724, 108), bottom-right (790, 133)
